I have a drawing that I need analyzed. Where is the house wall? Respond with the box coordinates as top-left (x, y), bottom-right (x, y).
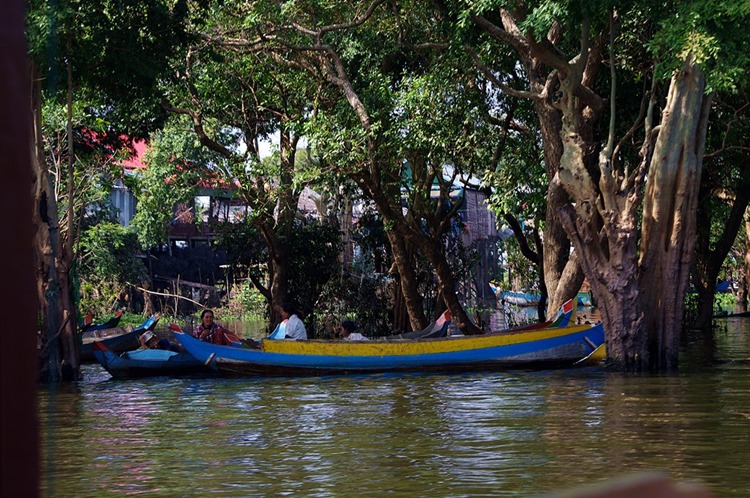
top-left (110, 179), bottom-right (136, 226)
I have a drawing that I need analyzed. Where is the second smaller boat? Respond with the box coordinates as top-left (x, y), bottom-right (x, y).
top-left (91, 340), bottom-right (211, 380)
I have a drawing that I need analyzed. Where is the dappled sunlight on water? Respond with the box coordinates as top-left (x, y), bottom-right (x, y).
top-left (39, 320), bottom-right (750, 497)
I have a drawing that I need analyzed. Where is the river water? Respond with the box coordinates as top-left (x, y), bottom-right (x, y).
top-left (39, 318), bottom-right (750, 497)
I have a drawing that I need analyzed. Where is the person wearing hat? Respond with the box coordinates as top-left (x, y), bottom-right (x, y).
top-left (139, 330), bottom-right (178, 351)
top-left (340, 320), bottom-right (369, 341)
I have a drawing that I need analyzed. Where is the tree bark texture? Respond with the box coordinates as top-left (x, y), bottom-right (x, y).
top-left (385, 229), bottom-right (427, 331)
top-left (638, 60), bottom-right (712, 369)
top-left (31, 67), bottom-right (80, 382)
top-left (472, 10), bottom-right (589, 319)
top-left (560, 59), bottom-right (710, 371)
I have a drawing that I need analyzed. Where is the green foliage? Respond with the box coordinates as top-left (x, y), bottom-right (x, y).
top-left (216, 217), bottom-right (342, 331)
top-left (79, 223), bottom-right (144, 281)
top-left (287, 220), bottom-right (342, 322)
top-left (310, 272), bottom-right (393, 339)
top-left (226, 281), bottom-right (267, 320)
top-left (648, 0), bottom-right (750, 93)
top-left (27, 0), bottom-right (187, 132)
top-left (495, 234), bottom-right (540, 293)
top-left (78, 222), bottom-right (149, 314)
top-left (130, 119), bottom-right (206, 248)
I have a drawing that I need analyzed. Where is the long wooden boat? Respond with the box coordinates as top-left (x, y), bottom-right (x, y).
top-left (171, 321), bottom-right (605, 376)
top-left (80, 314), bottom-right (160, 362)
top-left (91, 341), bottom-right (209, 379)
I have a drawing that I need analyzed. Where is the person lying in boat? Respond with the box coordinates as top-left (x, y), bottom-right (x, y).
top-left (193, 309), bottom-right (238, 345)
top-left (340, 320), bottom-right (369, 341)
top-left (139, 330), bottom-right (180, 351)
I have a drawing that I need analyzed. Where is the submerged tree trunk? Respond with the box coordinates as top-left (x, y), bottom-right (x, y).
top-left (31, 65), bottom-right (80, 382)
top-left (560, 59), bottom-right (710, 371)
top-left (637, 61), bottom-right (711, 369)
top-left (742, 218), bottom-right (750, 312)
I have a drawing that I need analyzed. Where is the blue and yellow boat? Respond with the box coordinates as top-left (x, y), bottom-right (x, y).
top-left (171, 319), bottom-right (604, 376)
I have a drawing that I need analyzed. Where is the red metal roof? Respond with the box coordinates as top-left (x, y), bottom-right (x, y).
top-left (78, 129), bottom-right (147, 171)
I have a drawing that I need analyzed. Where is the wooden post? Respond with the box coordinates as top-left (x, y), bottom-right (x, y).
top-left (1, 0), bottom-right (39, 495)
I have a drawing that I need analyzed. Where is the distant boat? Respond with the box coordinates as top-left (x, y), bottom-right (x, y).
top-left (491, 287), bottom-right (594, 308)
top-left (79, 310), bottom-right (123, 333)
top-left (80, 314), bottom-right (160, 363)
top-left (170, 319), bottom-right (605, 377)
top-left (713, 310), bottom-right (750, 319)
top-left (498, 290), bottom-right (542, 307)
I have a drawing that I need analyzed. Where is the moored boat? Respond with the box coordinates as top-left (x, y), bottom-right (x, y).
top-left (171, 320), bottom-right (605, 377)
top-left (80, 314), bottom-right (160, 362)
top-left (80, 310), bottom-right (124, 333)
top-left (91, 341), bottom-right (209, 380)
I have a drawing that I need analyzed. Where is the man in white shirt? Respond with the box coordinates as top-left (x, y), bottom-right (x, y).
top-left (278, 303), bottom-right (307, 340)
top-left (340, 320), bottom-right (369, 341)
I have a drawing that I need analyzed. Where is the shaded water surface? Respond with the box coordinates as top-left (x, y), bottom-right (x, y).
top-left (40, 319), bottom-right (750, 497)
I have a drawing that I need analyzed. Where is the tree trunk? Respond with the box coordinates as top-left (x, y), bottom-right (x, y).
top-left (558, 58), bottom-right (710, 371)
top-left (265, 125), bottom-right (298, 324)
top-left (385, 230), bottom-right (427, 331)
top-left (637, 60), bottom-right (711, 370)
top-left (422, 241), bottom-right (483, 335)
top-left (742, 217), bottom-right (750, 312)
top-left (31, 57), bottom-right (82, 382)
top-left (691, 168), bottom-right (750, 328)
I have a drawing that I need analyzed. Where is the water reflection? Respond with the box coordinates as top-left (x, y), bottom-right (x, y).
top-left (39, 321), bottom-right (750, 497)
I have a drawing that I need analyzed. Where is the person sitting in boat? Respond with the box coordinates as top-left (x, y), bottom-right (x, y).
top-left (139, 330), bottom-right (179, 351)
top-left (276, 303), bottom-right (307, 340)
top-left (193, 309), bottom-right (237, 345)
top-left (340, 320), bottom-right (369, 341)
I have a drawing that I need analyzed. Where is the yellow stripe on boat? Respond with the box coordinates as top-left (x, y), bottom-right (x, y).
top-left (261, 323), bottom-right (595, 357)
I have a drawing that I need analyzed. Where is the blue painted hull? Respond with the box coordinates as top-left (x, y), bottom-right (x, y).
top-left (173, 323), bottom-right (605, 376)
top-left (92, 346), bottom-right (209, 380)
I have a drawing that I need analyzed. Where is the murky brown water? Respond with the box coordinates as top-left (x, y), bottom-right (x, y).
top-left (39, 318), bottom-right (750, 497)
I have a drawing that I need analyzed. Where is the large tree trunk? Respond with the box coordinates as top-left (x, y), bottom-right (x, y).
top-left (559, 58), bottom-right (710, 371)
top-left (638, 61), bottom-right (712, 369)
top-left (538, 107), bottom-right (586, 319)
top-left (263, 127), bottom-right (299, 324)
top-left (31, 65), bottom-right (80, 382)
top-left (471, 11), bottom-right (590, 319)
top-left (742, 217), bottom-right (750, 312)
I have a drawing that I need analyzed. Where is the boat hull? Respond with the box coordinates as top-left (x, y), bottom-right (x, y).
top-left (80, 315), bottom-right (160, 362)
top-left (174, 323), bottom-right (604, 376)
top-left (92, 344), bottom-right (208, 380)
